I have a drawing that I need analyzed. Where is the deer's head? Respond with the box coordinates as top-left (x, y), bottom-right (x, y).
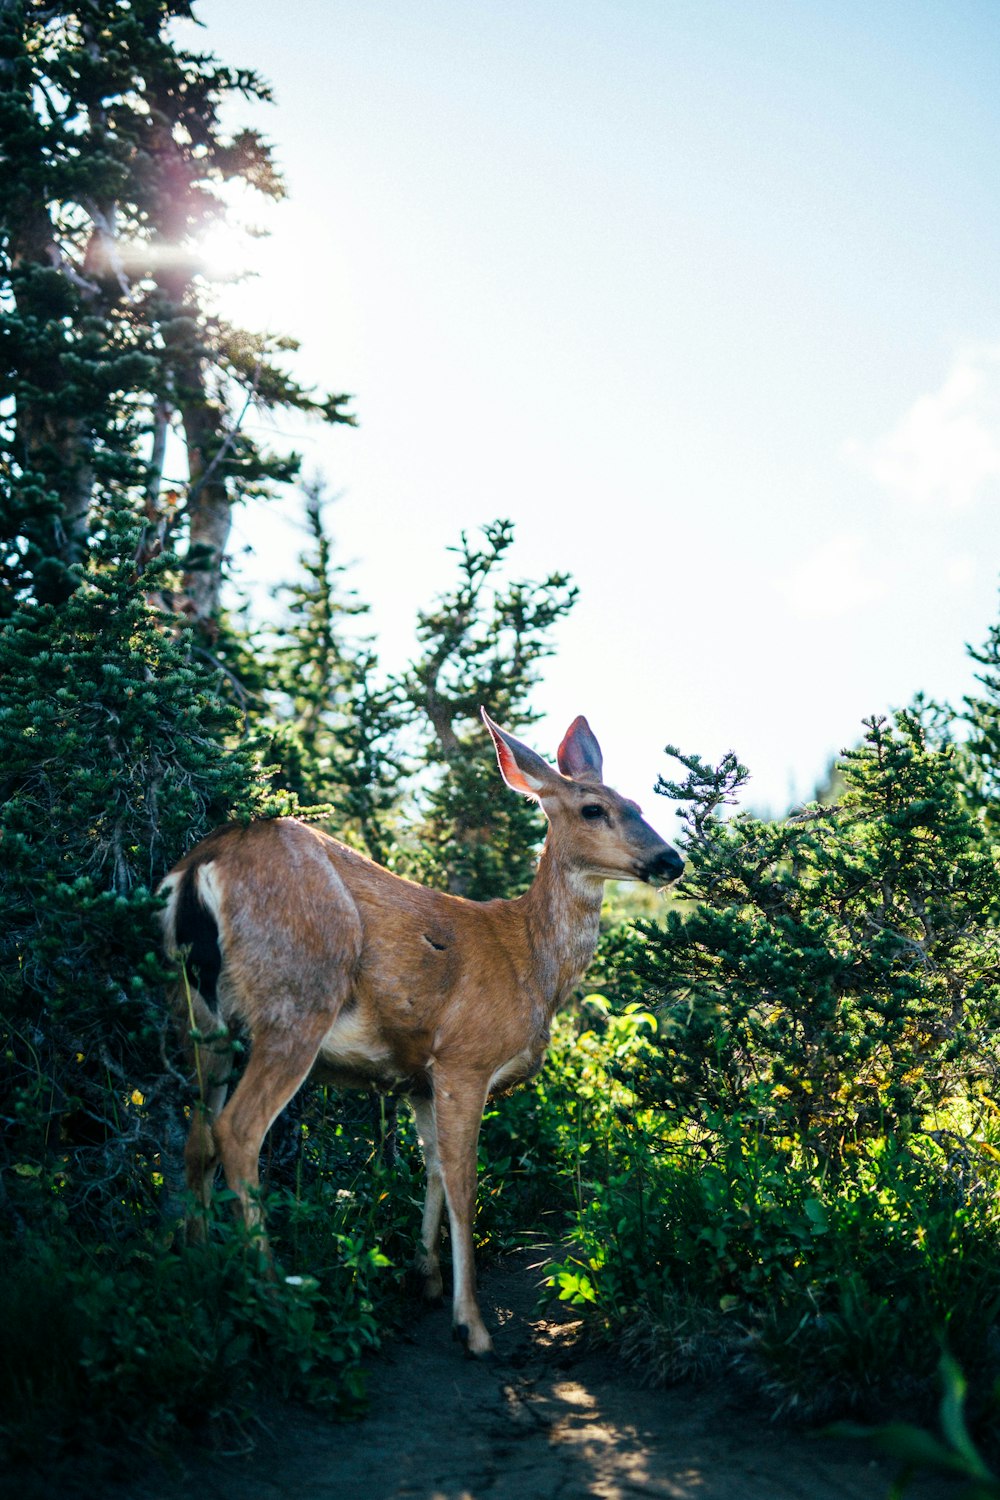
top-left (482, 709), bottom-right (684, 886)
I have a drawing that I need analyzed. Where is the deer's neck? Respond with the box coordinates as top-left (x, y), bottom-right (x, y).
top-left (521, 840), bottom-right (604, 1019)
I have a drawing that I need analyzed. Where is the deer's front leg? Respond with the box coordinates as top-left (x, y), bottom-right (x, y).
top-left (432, 1071), bottom-right (493, 1357)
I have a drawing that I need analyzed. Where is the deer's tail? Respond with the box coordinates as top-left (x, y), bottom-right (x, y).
top-left (160, 862), bottom-right (233, 1118)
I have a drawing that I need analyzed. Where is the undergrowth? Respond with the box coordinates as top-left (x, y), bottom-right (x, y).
top-left (540, 703), bottom-right (1000, 1441)
top-left (542, 1006), bottom-right (1000, 1429)
top-left (0, 1090), bottom-right (420, 1478)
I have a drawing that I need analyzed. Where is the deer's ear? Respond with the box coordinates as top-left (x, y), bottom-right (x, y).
top-left (557, 716), bottom-right (604, 782)
top-left (481, 709), bottom-right (551, 800)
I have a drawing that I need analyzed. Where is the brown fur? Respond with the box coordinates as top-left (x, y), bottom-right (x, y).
top-left (159, 711), bottom-right (682, 1356)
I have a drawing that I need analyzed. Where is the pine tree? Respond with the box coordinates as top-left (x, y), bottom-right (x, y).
top-left (0, 0), bottom-right (353, 622)
top-left (401, 519), bottom-right (578, 898)
top-left (606, 704), bottom-right (1000, 1168)
top-left (262, 480), bottom-right (371, 801)
top-left (965, 592), bottom-right (1000, 836)
top-left (249, 479), bottom-right (406, 861)
top-left (0, 506), bottom-right (278, 1232)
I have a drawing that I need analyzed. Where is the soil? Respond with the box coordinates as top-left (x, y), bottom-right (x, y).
top-left (71, 1249), bottom-right (956, 1500)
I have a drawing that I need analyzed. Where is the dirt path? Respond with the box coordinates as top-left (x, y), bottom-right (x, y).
top-left (115, 1249), bottom-right (949, 1500)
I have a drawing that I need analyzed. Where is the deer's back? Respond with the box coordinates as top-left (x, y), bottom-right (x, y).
top-left (162, 818), bottom-right (538, 1082)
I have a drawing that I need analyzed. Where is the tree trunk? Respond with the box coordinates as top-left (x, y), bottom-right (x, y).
top-left (179, 392), bottom-right (233, 627)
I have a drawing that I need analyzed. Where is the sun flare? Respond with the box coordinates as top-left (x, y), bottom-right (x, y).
top-left (191, 219), bottom-right (261, 282)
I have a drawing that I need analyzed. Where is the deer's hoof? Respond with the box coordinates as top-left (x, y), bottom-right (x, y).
top-left (453, 1323), bottom-right (496, 1361)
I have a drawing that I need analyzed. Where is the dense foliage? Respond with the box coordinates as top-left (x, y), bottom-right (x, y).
top-left (0, 510), bottom-right (276, 1234)
top-left (0, 0), bottom-right (577, 1472)
top-left (546, 691), bottom-right (1000, 1428)
top-left (0, 498), bottom-right (574, 1469)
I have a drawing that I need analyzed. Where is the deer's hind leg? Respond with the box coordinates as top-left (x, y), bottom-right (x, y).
top-left (176, 985), bottom-right (236, 1239)
top-left (209, 846), bottom-right (364, 1243)
top-left (211, 1006), bottom-right (341, 1243)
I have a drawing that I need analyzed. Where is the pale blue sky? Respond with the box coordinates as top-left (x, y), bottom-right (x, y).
top-left (188, 1), bottom-right (1000, 823)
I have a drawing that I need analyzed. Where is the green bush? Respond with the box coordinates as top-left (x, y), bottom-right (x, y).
top-left (542, 704), bottom-right (1000, 1423)
top-left (0, 1225), bottom-right (390, 1472)
top-left (0, 512), bottom-right (277, 1237)
top-left (0, 1094), bottom-right (423, 1473)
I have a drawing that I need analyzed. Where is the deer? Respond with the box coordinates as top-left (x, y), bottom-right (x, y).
top-left (158, 709), bottom-right (683, 1357)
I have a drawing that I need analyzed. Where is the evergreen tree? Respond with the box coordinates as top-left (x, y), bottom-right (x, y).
top-left (965, 592), bottom-right (1000, 836)
top-left (241, 513), bottom-right (577, 890)
top-left (0, 507), bottom-right (277, 1233)
top-left (606, 704), bottom-right (1000, 1169)
top-left (0, 0), bottom-right (353, 622)
top-left (331, 646), bottom-right (407, 867)
top-left (259, 479), bottom-right (405, 861)
top-left (401, 519), bottom-right (578, 898)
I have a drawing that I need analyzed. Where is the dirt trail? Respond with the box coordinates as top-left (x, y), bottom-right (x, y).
top-left (118, 1249), bottom-right (949, 1500)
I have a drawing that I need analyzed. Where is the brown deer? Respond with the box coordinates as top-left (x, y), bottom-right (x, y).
top-left (159, 709), bottom-right (683, 1356)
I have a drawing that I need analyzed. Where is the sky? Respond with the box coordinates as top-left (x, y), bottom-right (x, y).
top-left (182, 1), bottom-right (1000, 830)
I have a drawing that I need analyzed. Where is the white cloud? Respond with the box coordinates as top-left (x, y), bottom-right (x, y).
top-left (848, 345), bottom-right (1000, 510)
top-left (781, 532), bottom-right (889, 622)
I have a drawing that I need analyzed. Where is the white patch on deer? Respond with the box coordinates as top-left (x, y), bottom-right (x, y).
top-left (195, 861), bottom-right (225, 924)
top-left (317, 1005), bottom-right (393, 1076)
top-left (488, 1045), bottom-right (542, 1094)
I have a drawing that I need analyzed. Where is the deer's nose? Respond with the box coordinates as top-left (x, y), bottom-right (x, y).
top-left (645, 847), bottom-right (684, 884)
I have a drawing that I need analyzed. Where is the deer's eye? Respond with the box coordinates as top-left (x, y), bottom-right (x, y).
top-left (580, 803), bottom-right (606, 822)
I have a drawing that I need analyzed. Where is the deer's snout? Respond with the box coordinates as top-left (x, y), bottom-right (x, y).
top-left (643, 846), bottom-right (685, 885)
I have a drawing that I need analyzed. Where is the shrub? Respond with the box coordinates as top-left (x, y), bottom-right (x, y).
top-left (0, 512), bottom-right (276, 1238)
top-left (545, 704), bottom-right (1000, 1422)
